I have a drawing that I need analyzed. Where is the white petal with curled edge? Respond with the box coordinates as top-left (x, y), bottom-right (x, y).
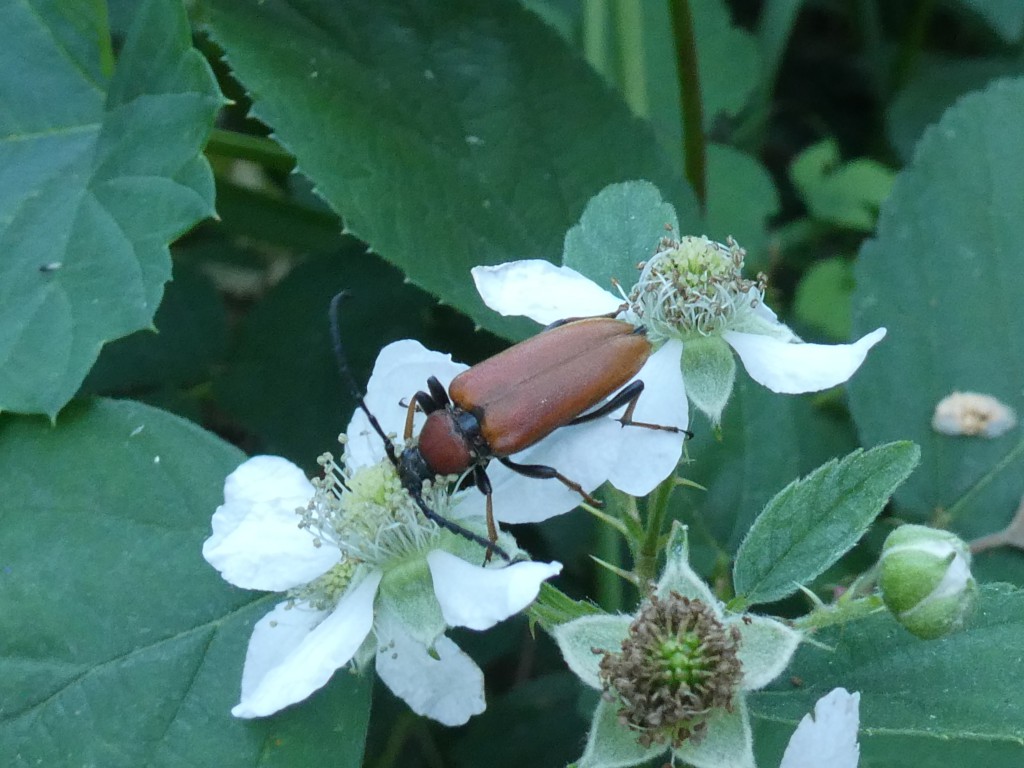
top-left (471, 260), bottom-right (622, 325)
top-left (606, 340), bottom-right (689, 496)
top-left (427, 550), bottom-right (562, 630)
top-left (456, 415), bottom-right (620, 524)
top-left (375, 619), bottom-right (485, 726)
top-left (203, 456), bottom-right (339, 591)
top-left (232, 571), bottom-right (381, 718)
top-left (723, 328), bottom-right (887, 394)
top-left (779, 688), bottom-right (860, 768)
top-left (345, 340), bottom-right (469, 469)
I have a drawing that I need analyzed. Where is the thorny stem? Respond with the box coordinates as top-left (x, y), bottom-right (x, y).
top-left (636, 474), bottom-right (676, 586)
top-left (669, 0), bottom-right (706, 210)
top-left (793, 593), bottom-right (886, 631)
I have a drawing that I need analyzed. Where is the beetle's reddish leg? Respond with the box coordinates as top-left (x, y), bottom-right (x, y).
top-left (473, 465), bottom-right (499, 564)
top-left (498, 456), bottom-right (604, 508)
top-left (404, 390), bottom-right (442, 441)
top-left (567, 381), bottom-right (693, 437)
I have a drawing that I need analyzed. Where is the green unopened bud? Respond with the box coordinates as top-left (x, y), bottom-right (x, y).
top-left (878, 525), bottom-right (976, 639)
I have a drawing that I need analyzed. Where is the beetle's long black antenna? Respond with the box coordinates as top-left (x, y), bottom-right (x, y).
top-left (328, 292), bottom-right (512, 562)
top-left (329, 292), bottom-right (399, 465)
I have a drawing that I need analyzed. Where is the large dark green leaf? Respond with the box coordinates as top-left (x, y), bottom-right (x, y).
top-left (0, 399), bottom-right (372, 766)
top-left (0, 0), bottom-right (222, 416)
top-left (850, 78), bottom-right (1024, 583)
top-left (750, 585), bottom-right (1024, 767)
top-left (203, 0), bottom-right (699, 341)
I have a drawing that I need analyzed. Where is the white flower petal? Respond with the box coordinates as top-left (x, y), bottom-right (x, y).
top-left (456, 416), bottom-right (621, 524)
top-left (780, 688), bottom-right (860, 768)
top-left (203, 456), bottom-right (339, 591)
top-left (345, 340), bottom-right (469, 469)
top-left (232, 571), bottom-right (381, 718)
top-left (607, 340), bottom-right (689, 496)
top-left (427, 550), bottom-right (562, 630)
top-left (375, 620), bottom-right (485, 726)
top-left (723, 328), bottom-right (886, 394)
top-left (471, 260), bottom-right (623, 325)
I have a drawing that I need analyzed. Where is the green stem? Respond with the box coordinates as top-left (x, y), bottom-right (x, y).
top-left (892, 0), bottom-right (936, 91)
top-left (583, 0), bottom-right (612, 80)
top-left (793, 593), bottom-right (885, 631)
top-left (668, 0), bottom-right (706, 210)
top-left (205, 128), bottom-right (297, 174)
top-left (93, 0), bottom-right (115, 78)
top-left (595, 503), bottom-right (626, 611)
top-left (946, 434), bottom-right (1024, 524)
top-left (635, 474), bottom-right (675, 586)
top-left (613, 0), bottom-right (649, 117)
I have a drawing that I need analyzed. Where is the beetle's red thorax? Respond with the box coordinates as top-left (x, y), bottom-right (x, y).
top-left (418, 410), bottom-right (474, 476)
top-left (447, 317), bottom-right (651, 456)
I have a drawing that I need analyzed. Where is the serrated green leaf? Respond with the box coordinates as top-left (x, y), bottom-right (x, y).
top-left (562, 180), bottom-right (677, 287)
top-left (0, 398), bottom-right (372, 766)
top-left (679, 370), bottom-right (860, 574)
top-left (850, 78), bottom-right (1024, 585)
top-left (733, 442), bottom-right (920, 606)
top-left (750, 585), bottom-right (1024, 765)
top-left (0, 0), bottom-right (222, 416)
top-left (203, 0), bottom-right (699, 343)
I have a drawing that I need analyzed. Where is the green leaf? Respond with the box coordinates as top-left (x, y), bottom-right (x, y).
top-left (0, 0), bottom-right (222, 416)
top-left (793, 257), bottom-right (854, 341)
top-left (750, 585), bottom-right (1024, 765)
top-left (956, 0), bottom-right (1024, 43)
top-left (679, 370), bottom-right (860, 573)
top-left (733, 442), bottom-right (921, 606)
top-left (887, 54), bottom-right (1024, 163)
top-left (203, 0), bottom-right (699, 342)
top-left (789, 139), bottom-right (895, 231)
top-left (850, 78), bottom-right (1024, 583)
top-left (0, 398), bottom-right (372, 766)
top-left (562, 180), bottom-right (678, 287)
top-left (704, 145), bottom-right (780, 272)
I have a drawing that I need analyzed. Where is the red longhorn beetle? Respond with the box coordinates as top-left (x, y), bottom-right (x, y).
top-left (329, 293), bottom-right (685, 562)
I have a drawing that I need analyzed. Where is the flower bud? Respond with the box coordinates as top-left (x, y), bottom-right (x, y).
top-left (878, 525), bottom-right (976, 639)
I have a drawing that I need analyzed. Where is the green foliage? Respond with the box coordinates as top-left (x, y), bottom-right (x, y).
top-left (0, 399), bottom-right (371, 766)
top-left (6, 0), bottom-right (1024, 765)
top-left (0, 0), bottom-right (222, 416)
top-left (850, 78), bottom-right (1024, 585)
top-left (734, 442), bottom-right (921, 606)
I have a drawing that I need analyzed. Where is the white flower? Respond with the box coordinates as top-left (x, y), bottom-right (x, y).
top-left (552, 524), bottom-right (802, 768)
top-left (473, 239), bottom-right (886, 430)
top-left (780, 688), bottom-right (861, 768)
top-left (347, 339), bottom-right (673, 520)
top-left (203, 344), bottom-right (565, 725)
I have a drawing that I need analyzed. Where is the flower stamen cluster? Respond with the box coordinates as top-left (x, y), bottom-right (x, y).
top-left (628, 235), bottom-right (767, 343)
top-left (597, 592), bottom-right (743, 748)
top-left (293, 437), bottom-right (456, 598)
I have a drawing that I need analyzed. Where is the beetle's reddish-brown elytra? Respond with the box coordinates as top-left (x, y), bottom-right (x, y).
top-left (330, 295), bottom-right (684, 563)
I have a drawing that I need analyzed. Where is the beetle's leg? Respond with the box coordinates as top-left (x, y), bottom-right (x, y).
top-left (427, 376), bottom-right (451, 407)
top-left (498, 456), bottom-right (604, 508)
top-left (567, 380), bottom-right (692, 436)
top-left (403, 391), bottom-right (439, 441)
top-left (473, 465), bottom-right (500, 564)
top-left (542, 305), bottom-right (628, 331)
